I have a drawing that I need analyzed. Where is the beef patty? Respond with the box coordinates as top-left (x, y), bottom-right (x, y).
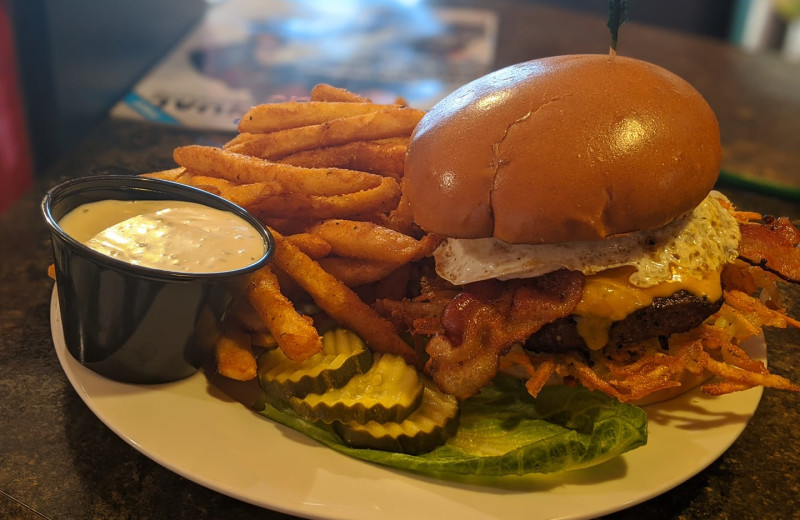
top-left (526, 290), bottom-right (723, 353)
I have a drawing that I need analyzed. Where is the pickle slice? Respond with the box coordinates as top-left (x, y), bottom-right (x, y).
top-left (290, 353), bottom-right (424, 425)
top-left (257, 328), bottom-right (373, 404)
top-left (333, 380), bottom-right (460, 455)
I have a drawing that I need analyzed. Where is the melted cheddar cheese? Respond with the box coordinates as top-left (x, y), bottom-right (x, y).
top-left (574, 267), bottom-right (723, 350)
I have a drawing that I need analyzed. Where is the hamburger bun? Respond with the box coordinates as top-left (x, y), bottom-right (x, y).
top-left (404, 54), bottom-right (721, 244)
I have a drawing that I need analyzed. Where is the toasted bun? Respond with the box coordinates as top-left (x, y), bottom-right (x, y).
top-left (404, 54), bottom-right (721, 244)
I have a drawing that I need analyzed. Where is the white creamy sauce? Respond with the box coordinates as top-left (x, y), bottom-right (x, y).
top-left (58, 199), bottom-right (266, 273)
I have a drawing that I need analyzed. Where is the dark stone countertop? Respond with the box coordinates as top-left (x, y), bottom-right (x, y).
top-left (2, 1), bottom-right (800, 519)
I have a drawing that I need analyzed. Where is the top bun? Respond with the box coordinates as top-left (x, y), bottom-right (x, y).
top-left (404, 54), bottom-right (721, 244)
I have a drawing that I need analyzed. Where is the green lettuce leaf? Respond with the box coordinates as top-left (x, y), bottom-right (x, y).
top-left (257, 375), bottom-right (647, 478)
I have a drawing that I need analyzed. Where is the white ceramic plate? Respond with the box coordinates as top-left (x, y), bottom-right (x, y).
top-left (51, 289), bottom-right (763, 520)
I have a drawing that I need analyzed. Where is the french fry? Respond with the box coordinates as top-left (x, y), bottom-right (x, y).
top-left (269, 229), bottom-right (419, 367)
top-left (310, 83), bottom-right (371, 103)
top-left (247, 266), bottom-right (322, 362)
top-left (186, 175), bottom-right (284, 209)
top-left (285, 232), bottom-right (332, 259)
top-left (185, 175), bottom-right (228, 198)
top-left (250, 331), bottom-right (278, 349)
top-left (317, 256), bottom-right (401, 287)
top-left (373, 263), bottom-right (417, 301)
top-left (214, 327), bottom-right (258, 381)
top-left (248, 176), bottom-right (401, 220)
top-left (174, 146), bottom-right (383, 196)
top-left (229, 299), bottom-right (268, 333)
top-left (277, 138), bottom-right (408, 179)
top-left (260, 216), bottom-right (320, 236)
top-left (308, 219), bottom-right (440, 264)
top-left (381, 187), bottom-right (418, 235)
top-left (238, 102), bottom-right (400, 134)
top-left (140, 167), bottom-right (190, 182)
top-left (141, 90), bottom-right (426, 374)
top-left (222, 131), bottom-right (255, 150)
top-left (226, 107), bottom-right (425, 159)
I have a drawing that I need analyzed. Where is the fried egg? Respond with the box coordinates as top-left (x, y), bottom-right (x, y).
top-left (434, 191), bottom-right (741, 287)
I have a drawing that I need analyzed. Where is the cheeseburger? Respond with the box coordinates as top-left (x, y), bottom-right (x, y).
top-left (400, 54), bottom-right (800, 403)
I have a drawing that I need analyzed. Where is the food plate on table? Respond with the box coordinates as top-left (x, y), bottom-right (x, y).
top-left (51, 288), bottom-right (764, 520)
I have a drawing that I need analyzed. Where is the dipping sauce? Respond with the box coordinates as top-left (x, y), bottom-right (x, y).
top-left (58, 199), bottom-right (266, 273)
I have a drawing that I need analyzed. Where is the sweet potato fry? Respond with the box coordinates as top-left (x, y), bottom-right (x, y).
top-left (214, 327), bottom-right (258, 381)
top-left (310, 83), bottom-right (371, 103)
top-left (247, 266), bottom-right (322, 362)
top-left (173, 146), bottom-right (383, 196)
top-left (226, 107), bottom-right (425, 159)
top-left (238, 102), bottom-right (399, 134)
top-left (269, 229), bottom-right (419, 367)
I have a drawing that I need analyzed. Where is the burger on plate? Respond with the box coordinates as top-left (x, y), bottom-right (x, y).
top-left (399, 54), bottom-right (800, 404)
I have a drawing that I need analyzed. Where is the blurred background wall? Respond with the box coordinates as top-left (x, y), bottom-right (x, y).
top-left (7, 0), bottom-right (205, 174)
top-left (535, 0), bottom-right (737, 40)
top-left (1, 0), bottom-right (798, 213)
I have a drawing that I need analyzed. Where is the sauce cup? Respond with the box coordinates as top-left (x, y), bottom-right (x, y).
top-left (42, 175), bottom-right (274, 384)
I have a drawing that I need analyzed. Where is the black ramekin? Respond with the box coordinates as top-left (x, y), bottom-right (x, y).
top-left (42, 175), bottom-right (274, 384)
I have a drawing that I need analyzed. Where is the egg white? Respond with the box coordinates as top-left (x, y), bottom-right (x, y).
top-left (434, 191), bottom-right (741, 287)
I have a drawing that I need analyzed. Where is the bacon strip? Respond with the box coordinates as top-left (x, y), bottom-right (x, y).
top-left (738, 217), bottom-right (800, 283)
top-left (425, 270), bottom-right (584, 399)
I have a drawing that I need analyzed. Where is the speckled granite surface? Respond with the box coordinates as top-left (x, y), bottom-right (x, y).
top-left (2, 1), bottom-right (800, 518)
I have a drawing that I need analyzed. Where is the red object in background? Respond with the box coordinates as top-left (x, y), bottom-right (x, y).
top-left (0, 3), bottom-right (33, 213)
